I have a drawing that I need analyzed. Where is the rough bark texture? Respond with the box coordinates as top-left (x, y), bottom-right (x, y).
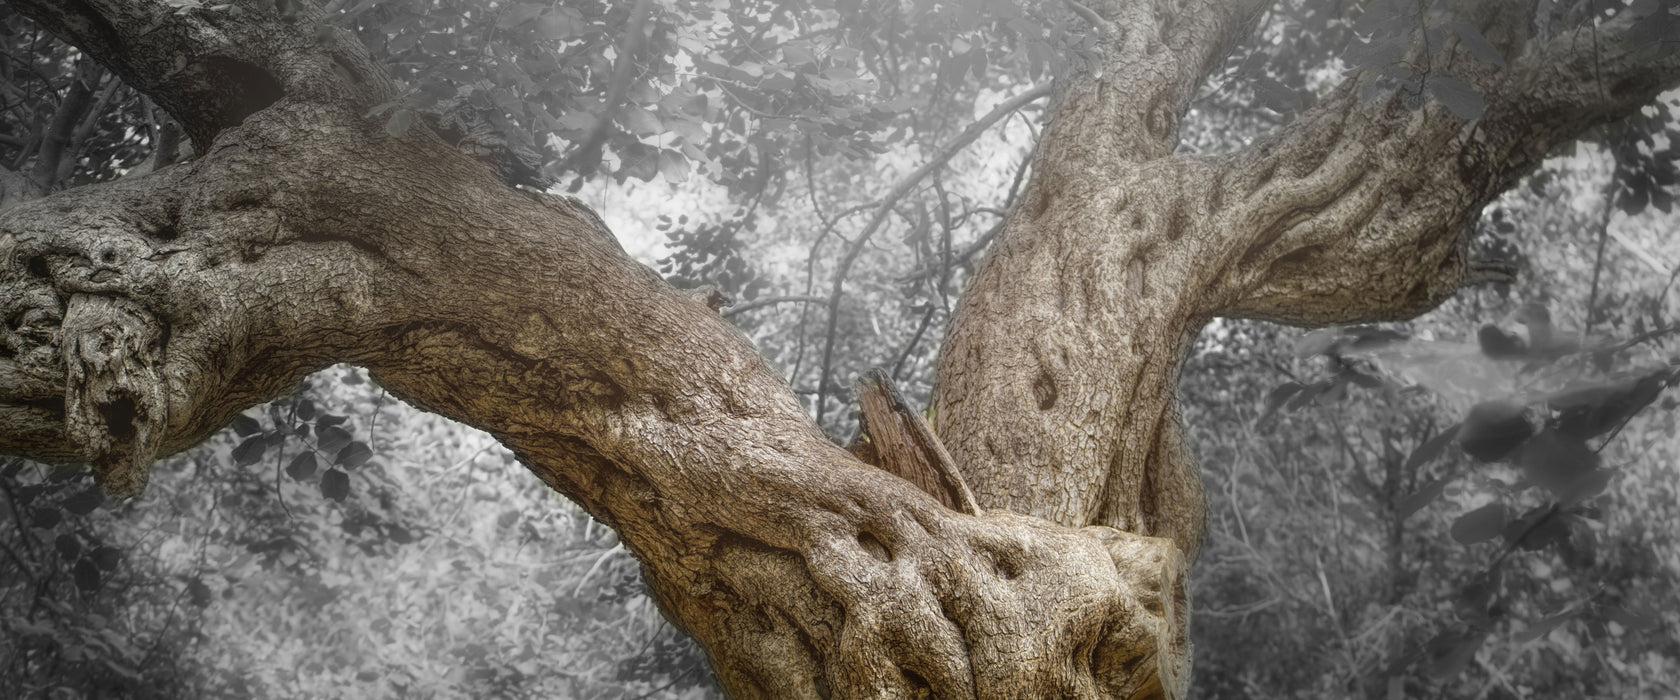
top-left (936, 0), bottom-right (1680, 561)
top-left (0, 0), bottom-right (1676, 698)
top-left (851, 370), bottom-right (981, 515)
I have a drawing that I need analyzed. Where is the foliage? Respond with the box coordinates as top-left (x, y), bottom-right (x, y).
top-left (1184, 106), bottom-right (1680, 696)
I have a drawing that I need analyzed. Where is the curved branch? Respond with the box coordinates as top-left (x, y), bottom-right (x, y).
top-left (0, 35), bottom-right (1190, 698)
top-left (7, 0), bottom-right (395, 150)
top-left (813, 83), bottom-right (1052, 425)
top-left (1207, 6), bottom-right (1680, 324)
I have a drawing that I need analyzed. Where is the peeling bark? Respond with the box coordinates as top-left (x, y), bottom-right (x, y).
top-left (0, 0), bottom-right (1677, 697)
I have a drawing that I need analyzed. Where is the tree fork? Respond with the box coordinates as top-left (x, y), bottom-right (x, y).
top-left (0, 1), bottom-right (1193, 696)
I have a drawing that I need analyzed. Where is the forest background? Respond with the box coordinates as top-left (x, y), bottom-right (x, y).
top-left (1, 0), bottom-right (1677, 698)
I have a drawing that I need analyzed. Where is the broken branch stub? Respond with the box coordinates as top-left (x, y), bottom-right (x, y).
top-left (851, 369), bottom-right (981, 515)
top-left (61, 294), bottom-right (167, 497)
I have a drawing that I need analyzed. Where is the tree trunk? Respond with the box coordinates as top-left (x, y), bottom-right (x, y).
top-left (1, 1), bottom-right (1676, 698)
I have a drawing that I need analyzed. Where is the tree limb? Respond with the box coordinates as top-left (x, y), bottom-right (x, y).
top-left (6, 0), bottom-right (395, 150)
top-left (1208, 5), bottom-right (1680, 324)
top-left (0, 5), bottom-right (1193, 695)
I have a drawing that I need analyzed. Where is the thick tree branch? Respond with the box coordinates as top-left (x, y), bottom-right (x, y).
top-left (0, 5), bottom-right (1193, 696)
top-left (935, 2), bottom-right (1679, 564)
top-left (1208, 6), bottom-right (1680, 324)
top-left (1034, 0), bottom-right (1269, 177)
top-left (6, 0), bottom-right (393, 150)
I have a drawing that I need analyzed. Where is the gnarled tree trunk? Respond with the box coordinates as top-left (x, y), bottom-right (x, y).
top-left (1, 1), bottom-right (1675, 698)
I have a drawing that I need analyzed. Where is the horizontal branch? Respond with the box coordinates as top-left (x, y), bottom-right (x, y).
top-left (8, 0), bottom-right (393, 149)
top-left (1205, 5), bottom-right (1680, 324)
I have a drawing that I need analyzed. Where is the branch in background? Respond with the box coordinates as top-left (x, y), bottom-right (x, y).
top-left (889, 303), bottom-right (938, 381)
top-left (28, 58), bottom-right (97, 189)
top-left (813, 83), bottom-right (1052, 426)
top-left (720, 295), bottom-right (828, 318)
top-left (0, 163), bottom-right (38, 210)
top-left (55, 68), bottom-right (121, 184)
top-left (1583, 176), bottom-right (1617, 336)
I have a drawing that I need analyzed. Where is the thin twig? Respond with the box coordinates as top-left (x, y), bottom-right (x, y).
top-left (1583, 174), bottom-right (1616, 337)
top-left (722, 295), bottom-right (829, 317)
top-left (813, 84), bottom-right (1053, 426)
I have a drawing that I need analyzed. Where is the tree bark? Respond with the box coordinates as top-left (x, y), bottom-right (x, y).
top-left (0, 0), bottom-right (1676, 698)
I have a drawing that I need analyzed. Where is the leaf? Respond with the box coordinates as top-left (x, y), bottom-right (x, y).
top-left (1514, 611), bottom-right (1573, 642)
top-left (187, 577), bottom-right (212, 607)
top-left (73, 559), bottom-right (102, 592)
top-left (1477, 324), bottom-right (1527, 359)
top-left (616, 143), bottom-right (660, 182)
top-left (232, 434), bottom-right (267, 466)
top-left (1342, 369), bottom-right (1383, 390)
top-left (1252, 76), bottom-right (1298, 112)
top-left (1552, 370), bottom-right (1670, 440)
top-left (316, 414), bottom-right (349, 429)
top-left (781, 41), bottom-right (817, 66)
top-left (1518, 430), bottom-right (1600, 495)
top-left (231, 414), bottom-right (262, 437)
top-left (622, 106), bottom-right (663, 137)
top-left (1459, 401), bottom-right (1531, 462)
top-left (1426, 74), bottom-right (1485, 120)
top-left (1397, 476), bottom-right (1450, 520)
top-left (1425, 628), bottom-right (1486, 680)
top-left (286, 452), bottom-right (318, 481)
top-left (336, 441), bottom-right (373, 469)
top-left (1451, 502), bottom-right (1508, 544)
top-left (317, 425), bottom-right (353, 455)
top-left (1558, 469), bottom-right (1612, 504)
top-left (1286, 381), bottom-right (1330, 411)
top-left (1293, 329), bottom-right (1340, 357)
top-left (91, 546), bottom-right (120, 571)
top-left (1343, 34), bottom-right (1407, 69)
top-left (1502, 506), bottom-right (1570, 551)
top-left (295, 399), bottom-right (316, 421)
top-left (1262, 381), bottom-right (1303, 418)
top-left (658, 149), bottom-right (690, 183)
top-left (1444, 21), bottom-right (1506, 67)
top-left (386, 524), bottom-right (415, 544)
top-left (321, 468), bottom-right (350, 501)
top-left (55, 534), bottom-right (81, 560)
top-left (385, 108), bottom-right (415, 138)
top-left (1403, 424), bottom-right (1461, 473)
top-left (61, 487), bottom-right (104, 515)
top-left (30, 507), bottom-right (61, 529)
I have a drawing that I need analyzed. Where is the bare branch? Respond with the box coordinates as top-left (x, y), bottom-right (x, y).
top-left (28, 58), bottom-right (98, 189)
top-left (720, 294), bottom-right (828, 317)
top-left (814, 83), bottom-right (1051, 425)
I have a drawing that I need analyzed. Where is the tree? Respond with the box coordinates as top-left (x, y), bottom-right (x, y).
top-left (1, 0), bottom-right (1676, 697)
